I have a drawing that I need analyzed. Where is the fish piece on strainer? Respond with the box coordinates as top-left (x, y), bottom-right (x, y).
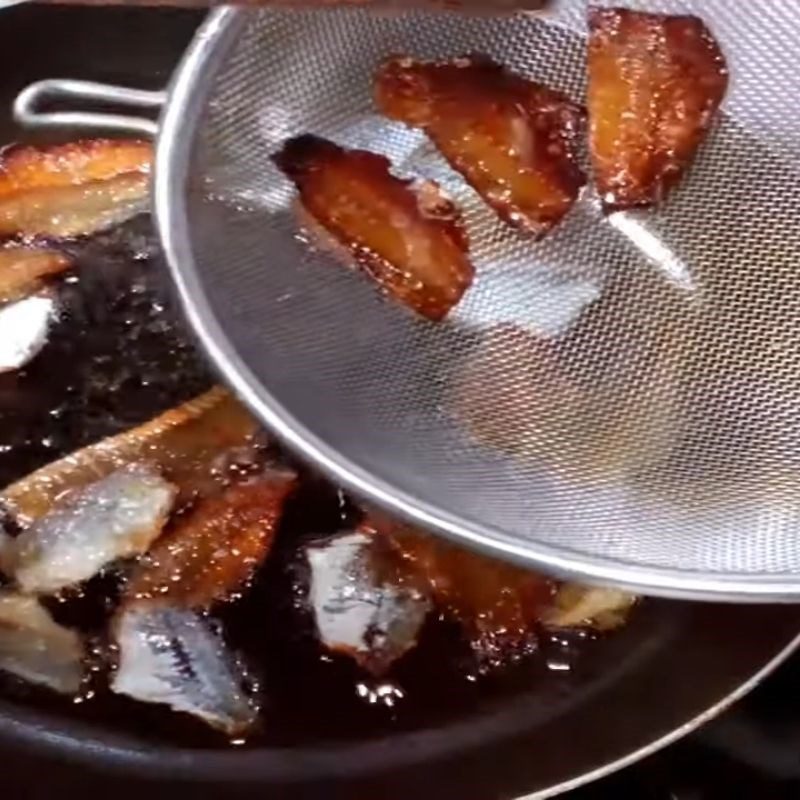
top-left (375, 54), bottom-right (585, 237)
top-left (273, 134), bottom-right (473, 321)
top-left (588, 8), bottom-right (728, 211)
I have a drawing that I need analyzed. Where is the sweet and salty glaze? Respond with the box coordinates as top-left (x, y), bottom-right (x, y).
top-left (375, 55), bottom-right (586, 236)
top-left (273, 134), bottom-right (473, 321)
top-left (125, 469), bottom-right (298, 610)
top-left (386, 524), bottom-right (555, 668)
top-left (588, 8), bottom-right (728, 211)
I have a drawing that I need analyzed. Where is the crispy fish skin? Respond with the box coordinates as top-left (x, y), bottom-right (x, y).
top-left (0, 140), bottom-right (151, 198)
top-left (273, 134), bottom-right (473, 321)
top-left (375, 55), bottom-right (585, 237)
top-left (125, 469), bottom-right (297, 610)
top-left (588, 8), bottom-right (728, 211)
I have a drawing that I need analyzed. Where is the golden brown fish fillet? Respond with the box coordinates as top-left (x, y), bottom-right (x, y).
top-left (379, 522), bottom-right (555, 667)
top-left (588, 8), bottom-right (728, 211)
top-left (0, 140), bottom-right (151, 198)
top-left (0, 139), bottom-right (152, 239)
top-left (273, 134), bottom-right (473, 321)
top-left (125, 469), bottom-right (297, 609)
top-left (1, 387), bottom-right (259, 525)
top-left (375, 55), bottom-right (585, 237)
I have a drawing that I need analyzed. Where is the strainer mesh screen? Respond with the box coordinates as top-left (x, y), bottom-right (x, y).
top-left (179, 2), bottom-right (800, 584)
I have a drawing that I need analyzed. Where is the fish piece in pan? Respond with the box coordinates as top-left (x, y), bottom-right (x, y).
top-left (124, 468), bottom-right (298, 610)
top-left (386, 524), bottom-right (554, 668)
top-left (588, 8), bottom-right (728, 211)
top-left (0, 247), bottom-right (71, 305)
top-left (375, 55), bottom-right (586, 237)
top-left (304, 526), bottom-right (431, 676)
top-left (112, 604), bottom-right (258, 736)
top-left (0, 289), bottom-right (55, 375)
top-left (542, 583), bottom-right (636, 631)
top-left (383, 521), bottom-right (638, 667)
top-left (0, 139), bottom-right (152, 239)
top-left (0, 388), bottom-right (261, 597)
top-left (112, 465), bottom-right (296, 733)
top-left (0, 140), bottom-right (151, 197)
top-left (0, 591), bottom-right (84, 694)
top-left (3, 464), bottom-right (176, 595)
top-left (273, 134), bottom-right (473, 321)
top-left (0, 386), bottom-right (259, 526)
top-left (0, 247), bottom-right (71, 374)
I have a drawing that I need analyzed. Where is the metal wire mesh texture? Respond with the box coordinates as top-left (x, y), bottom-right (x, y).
top-left (156, 1), bottom-right (800, 599)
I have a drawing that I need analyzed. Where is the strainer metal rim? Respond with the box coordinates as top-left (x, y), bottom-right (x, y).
top-left (155, 7), bottom-right (800, 603)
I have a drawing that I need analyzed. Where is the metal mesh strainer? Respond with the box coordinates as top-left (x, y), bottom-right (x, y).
top-left (18, 1), bottom-right (800, 599)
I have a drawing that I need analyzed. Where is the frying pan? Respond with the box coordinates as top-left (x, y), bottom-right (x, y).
top-left (0, 6), bottom-right (800, 800)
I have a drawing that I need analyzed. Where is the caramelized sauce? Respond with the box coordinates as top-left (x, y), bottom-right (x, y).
top-left (0, 218), bottom-right (617, 748)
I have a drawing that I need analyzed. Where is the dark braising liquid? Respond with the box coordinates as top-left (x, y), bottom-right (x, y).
top-left (0, 219), bottom-right (610, 748)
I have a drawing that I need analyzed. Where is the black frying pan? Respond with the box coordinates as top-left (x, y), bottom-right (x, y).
top-left (0, 7), bottom-right (798, 800)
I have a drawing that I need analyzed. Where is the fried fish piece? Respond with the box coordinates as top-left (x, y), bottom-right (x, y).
top-left (124, 468), bottom-right (297, 610)
top-left (0, 290), bottom-right (55, 374)
top-left (0, 387), bottom-right (259, 525)
top-left (0, 591), bottom-right (84, 694)
top-left (273, 134), bottom-right (473, 321)
top-left (112, 604), bottom-right (258, 736)
top-left (588, 8), bottom-right (728, 211)
top-left (5, 465), bottom-right (176, 595)
top-left (375, 55), bottom-right (585, 237)
top-left (0, 139), bottom-right (151, 198)
top-left (304, 526), bottom-right (431, 676)
top-left (384, 523), bottom-right (554, 668)
top-left (541, 583), bottom-right (636, 631)
top-left (0, 247), bottom-right (70, 304)
top-left (0, 139), bottom-right (152, 239)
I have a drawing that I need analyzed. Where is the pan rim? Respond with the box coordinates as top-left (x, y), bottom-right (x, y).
top-left (0, 609), bottom-right (796, 796)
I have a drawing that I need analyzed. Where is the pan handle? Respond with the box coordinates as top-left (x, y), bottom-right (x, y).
top-left (13, 79), bottom-right (164, 137)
